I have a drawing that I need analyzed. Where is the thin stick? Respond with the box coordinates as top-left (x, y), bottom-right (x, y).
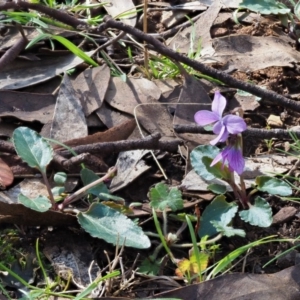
top-left (60, 166), bottom-right (117, 208)
top-left (174, 124), bottom-right (300, 140)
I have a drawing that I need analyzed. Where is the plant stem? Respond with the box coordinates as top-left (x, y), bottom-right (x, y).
top-left (60, 166), bottom-right (117, 208)
top-left (36, 238), bottom-right (49, 287)
top-left (172, 233), bottom-right (223, 248)
top-left (41, 171), bottom-right (55, 206)
top-left (185, 215), bottom-right (202, 281)
top-left (162, 209), bottom-right (168, 236)
top-left (152, 208), bottom-right (176, 263)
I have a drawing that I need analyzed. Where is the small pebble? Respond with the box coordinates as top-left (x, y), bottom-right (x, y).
top-left (272, 207), bottom-right (297, 225)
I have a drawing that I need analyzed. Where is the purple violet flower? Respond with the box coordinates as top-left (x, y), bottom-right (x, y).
top-left (211, 141), bottom-right (245, 175)
top-left (194, 91), bottom-right (247, 145)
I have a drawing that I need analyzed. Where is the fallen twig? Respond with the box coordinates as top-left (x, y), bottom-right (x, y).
top-left (53, 153), bottom-right (108, 171)
top-left (57, 133), bottom-right (183, 156)
top-left (0, 25), bottom-right (28, 69)
top-left (99, 16), bottom-right (300, 111)
top-left (173, 124), bottom-right (300, 140)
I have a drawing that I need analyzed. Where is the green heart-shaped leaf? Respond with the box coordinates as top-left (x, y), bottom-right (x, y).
top-left (239, 196), bottom-right (272, 227)
top-left (77, 203), bottom-right (151, 249)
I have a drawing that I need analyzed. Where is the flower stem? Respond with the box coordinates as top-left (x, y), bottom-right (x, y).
top-left (41, 171), bottom-right (55, 207)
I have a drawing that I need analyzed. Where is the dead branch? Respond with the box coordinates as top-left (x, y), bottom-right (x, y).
top-left (57, 133), bottom-right (183, 156)
top-left (174, 124), bottom-right (300, 140)
top-left (0, 36), bottom-right (27, 69)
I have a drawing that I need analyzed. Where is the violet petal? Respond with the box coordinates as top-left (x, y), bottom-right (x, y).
top-left (194, 110), bottom-right (220, 126)
top-left (212, 91), bottom-right (226, 117)
top-left (227, 147), bottom-right (245, 175)
top-left (210, 150), bottom-right (226, 167)
top-left (223, 115), bottom-right (247, 134)
top-left (212, 120), bottom-right (223, 135)
top-left (210, 125), bottom-right (228, 145)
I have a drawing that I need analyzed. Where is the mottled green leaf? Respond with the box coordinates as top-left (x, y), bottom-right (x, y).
top-left (211, 221), bottom-right (245, 237)
top-left (13, 127), bottom-right (53, 174)
top-left (77, 203), bottom-right (150, 249)
top-left (256, 176), bottom-right (292, 196)
top-left (53, 172), bottom-right (67, 185)
top-left (239, 0), bottom-right (290, 15)
top-left (191, 145), bottom-right (231, 181)
top-left (149, 182), bottom-right (183, 212)
top-left (199, 195), bottom-right (238, 238)
top-left (207, 183), bottom-right (227, 195)
top-left (239, 196), bottom-right (272, 227)
top-left (81, 168), bottom-right (110, 199)
top-left (18, 194), bottom-right (51, 212)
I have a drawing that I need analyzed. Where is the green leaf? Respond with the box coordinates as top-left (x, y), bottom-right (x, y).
top-left (51, 35), bottom-right (98, 67)
top-left (77, 202), bottom-right (151, 249)
top-left (198, 195), bottom-right (238, 238)
top-left (211, 221), bottom-right (246, 237)
top-left (207, 235), bottom-right (278, 279)
top-left (295, 0), bottom-right (300, 20)
top-left (202, 157), bottom-right (230, 180)
top-left (26, 32), bottom-right (50, 49)
top-left (149, 183), bottom-right (183, 212)
top-left (99, 193), bottom-right (124, 202)
top-left (51, 186), bottom-right (65, 196)
top-left (53, 172), bottom-right (67, 185)
top-left (171, 213), bottom-right (197, 222)
top-left (207, 183), bottom-right (227, 194)
top-left (18, 194), bottom-right (51, 212)
top-left (256, 176), bottom-right (292, 196)
top-left (191, 145), bottom-right (220, 180)
top-left (81, 168), bottom-right (110, 199)
top-left (13, 127), bottom-right (53, 174)
top-left (191, 145), bottom-right (230, 180)
top-left (138, 256), bottom-right (161, 275)
top-left (239, 0), bottom-right (290, 15)
top-left (239, 196), bottom-right (272, 227)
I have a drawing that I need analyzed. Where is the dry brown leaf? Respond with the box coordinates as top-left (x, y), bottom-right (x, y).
top-left (54, 119), bottom-right (136, 149)
top-left (105, 77), bottom-right (161, 115)
top-left (72, 64), bottom-right (110, 116)
top-left (174, 72), bottom-right (215, 147)
top-left (209, 35), bottom-right (300, 72)
top-left (168, 0), bottom-right (221, 56)
top-left (227, 92), bottom-right (260, 112)
top-left (0, 201), bottom-right (76, 226)
top-left (95, 101), bottom-right (132, 128)
top-left (0, 90), bottom-right (55, 123)
top-left (0, 158), bottom-right (13, 188)
top-left (101, 0), bottom-right (137, 26)
top-left (154, 265), bottom-right (300, 300)
top-left (50, 74), bottom-right (88, 143)
top-left (110, 149), bottom-right (151, 192)
top-left (0, 51), bottom-right (94, 89)
top-left (105, 77), bottom-right (175, 137)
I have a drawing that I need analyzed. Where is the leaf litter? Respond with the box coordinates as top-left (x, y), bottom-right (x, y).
top-left (2, 0), bottom-right (300, 299)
